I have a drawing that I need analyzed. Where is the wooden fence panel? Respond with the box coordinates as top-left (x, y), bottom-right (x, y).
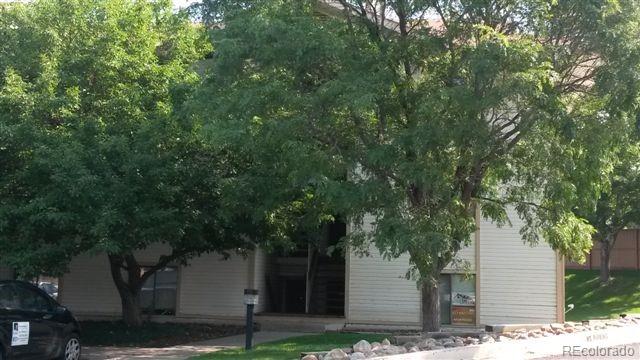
top-left (565, 229), bottom-right (640, 270)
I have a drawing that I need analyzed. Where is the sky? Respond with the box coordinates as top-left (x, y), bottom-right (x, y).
top-left (173, 0), bottom-right (198, 10)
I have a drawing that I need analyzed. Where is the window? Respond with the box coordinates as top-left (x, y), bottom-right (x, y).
top-left (0, 285), bottom-right (20, 310)
top-left (140, 267), bottom-right (177, 315)
top-left (0, 284), bottom-right (53, 313)
top-left (439, 274), bottom-right (476, 325)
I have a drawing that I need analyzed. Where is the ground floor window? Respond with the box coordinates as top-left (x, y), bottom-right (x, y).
top-left (439, 274), bottom-right (476, 325)
top-left (140, 267), bottom-right (178, 315)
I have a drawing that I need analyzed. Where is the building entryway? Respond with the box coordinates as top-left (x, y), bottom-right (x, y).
top-left (264, 219), bottom-right (346, 316)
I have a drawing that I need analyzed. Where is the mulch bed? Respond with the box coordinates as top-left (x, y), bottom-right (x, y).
top-left (81, 321), bottom-right (249, 348)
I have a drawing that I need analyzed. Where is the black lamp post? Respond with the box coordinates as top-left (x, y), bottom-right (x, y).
top-left (243, 289), bottom-right (259, 350)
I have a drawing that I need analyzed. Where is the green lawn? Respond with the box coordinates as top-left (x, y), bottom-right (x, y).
top-left (565, 269), bottom-right (640, 321)
top-left (190, 333), bottom-right (389, 360)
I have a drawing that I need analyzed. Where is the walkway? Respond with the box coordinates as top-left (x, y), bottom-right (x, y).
top-left (82, 331), bottom-right (305, 360)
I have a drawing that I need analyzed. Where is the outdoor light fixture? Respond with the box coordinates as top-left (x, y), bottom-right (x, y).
top-left (244, 289), bottom-right (259, 350)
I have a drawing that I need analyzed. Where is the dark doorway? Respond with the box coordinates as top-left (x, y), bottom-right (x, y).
top-left (265, 218), bottom-right (346, 316)
top-left (282, 277), bottom-right (306, 313)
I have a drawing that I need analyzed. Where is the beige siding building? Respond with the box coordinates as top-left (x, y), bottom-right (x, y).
top-left (58, 207), bottom-right (564, 329)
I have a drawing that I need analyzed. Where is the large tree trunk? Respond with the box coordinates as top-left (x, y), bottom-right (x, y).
top-left (421, 281), bottom-right (441, 332)
top-left (119, 287), bottom-right (143, 327)
top-left (108, 255), bottom-right (145, 327)
top-left (599, 235), bottom-right (614, 283)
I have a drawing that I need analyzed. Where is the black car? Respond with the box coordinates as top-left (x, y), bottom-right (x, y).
top-left (0, 281), bottom-right (81, 360)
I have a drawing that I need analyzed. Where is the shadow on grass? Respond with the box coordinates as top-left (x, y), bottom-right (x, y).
top-left (566, 270), bottom-right (640, 321)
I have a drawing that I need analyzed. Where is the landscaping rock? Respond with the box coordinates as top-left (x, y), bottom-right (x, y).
top-left (516, 333), bottom-right (529, 340)
top-left (301, 355), bottom-right (318, 360)
top-left (353, 340), bottom-right (371, 354)
top-left (408, 346), bottom-right (420, 353)
top-left (324, 349), bottom-right (349, 360)
top-left (418, 338), bottom-right (438, 350)
top-left (349, 352), bottom-right (366, 360)
top-left (381, 339), bottom-right (391, 347)
top-left (480, 334), bottom-right (495, 343)
top-left (402, 341), bottom-right (416, 350)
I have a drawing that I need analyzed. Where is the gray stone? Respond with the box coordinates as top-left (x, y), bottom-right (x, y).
top-left (403, 342), bottom-right (416, 350)
top-left (379, 345), bottom-right (405, 355)
top-left (349, 352), bottom-right (366, 360)
top-left (301, 355), bottom-right (318, 360)
top-left (480, 335), bottom-right (495, 343)
top-left (418, 338), bottom-right (437, 349)
top-left (408, 346), bottom-right (420, 353)
top-left (324, 349), bottom-right (349, 360)
top-left (370, 342), bottom-right (381, 352)
top-left (353, 340), bottom-right (371, 354)
top-left (463, 337), bottom-right (479, 345)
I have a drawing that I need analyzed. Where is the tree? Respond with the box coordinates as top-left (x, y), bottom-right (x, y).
top-left (197, 0), bottom-right (640, 331)
top-left (576, 143), bottom-right (640, 283)
top-left (0, 0), bottom-right (264, 326)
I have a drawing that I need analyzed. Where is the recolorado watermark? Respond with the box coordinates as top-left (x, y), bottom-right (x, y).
top-left (563, 345), bottom-right (638, 357)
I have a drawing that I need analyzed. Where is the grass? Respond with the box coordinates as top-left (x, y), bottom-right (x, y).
top-left (565, 269), bottom-right (640, 321)
top-left (80, 321), bottom-right (245, 347)
top-left (190, 333), bottom-right (389, 360)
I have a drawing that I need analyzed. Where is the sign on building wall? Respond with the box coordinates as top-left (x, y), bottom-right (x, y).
top-left (452, 306), bottom-right (476, 325)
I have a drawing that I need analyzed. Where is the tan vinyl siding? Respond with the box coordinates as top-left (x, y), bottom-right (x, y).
top-left (59, 253), bottom-right (121, 316)
top-left (346, 214), bottom-right (420, 325)
top-left (347, 214), bottom-right (477, 326)
top-left (60, 243), bottom-right (174, 315)
top-left (177, 254), bottom-right (249, 317)
top-left (59, 244), bottom-right (252, 319)
top-left (478, 206), bottom-right (558, 324)
top-left (443, 234), bottom-right (476, 273)
top-left (347, 249), bottom-right (421, 325)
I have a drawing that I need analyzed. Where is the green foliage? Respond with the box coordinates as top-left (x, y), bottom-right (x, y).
top-left (196, 0), bottom-right (640, 291)
top-left (0, 0), bottom-right (247, 278)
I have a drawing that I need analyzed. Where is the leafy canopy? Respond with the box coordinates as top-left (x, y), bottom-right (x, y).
top-left (0, 0), bottom-right (258, 277)
top-left (197, 0), bottom-right (640, 284)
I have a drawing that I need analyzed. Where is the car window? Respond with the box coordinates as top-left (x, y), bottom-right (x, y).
top-left (13, 285), bottom-right (53, 313)
top-left (0, 285), bottom-right (20, 310)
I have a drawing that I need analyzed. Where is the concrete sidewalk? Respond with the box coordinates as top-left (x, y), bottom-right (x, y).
top-left (82, 331), bottom-right (305, 360)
